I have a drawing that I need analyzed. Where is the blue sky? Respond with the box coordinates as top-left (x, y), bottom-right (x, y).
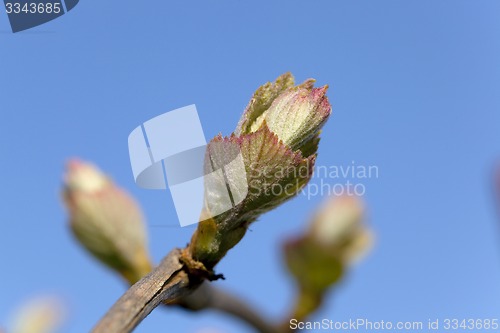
top-left (1, 1), bottom-right (500, 332)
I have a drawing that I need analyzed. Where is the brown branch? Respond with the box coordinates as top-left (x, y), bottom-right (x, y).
top-left (178, 282), bottom-right (281, 333)
top-left (92, 249), bottom-right (195, 333)
top-left (92, 248), bottom-right (286, 333)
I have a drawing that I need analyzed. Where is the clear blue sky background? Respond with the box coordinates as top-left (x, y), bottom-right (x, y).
top-left (1, 1), bottom-right (500, 332)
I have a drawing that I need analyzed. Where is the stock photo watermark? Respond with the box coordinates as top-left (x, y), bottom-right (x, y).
top-left (3, 0), bottom-right (79, 32)
top-left (289, 318), bottom-right (499, 331)
top-left (128, 105), bottom-right (248, 227)
top-left (128, 105), bottom-right (379, 227)
top-left (248, 160), bottom-right (379, 200)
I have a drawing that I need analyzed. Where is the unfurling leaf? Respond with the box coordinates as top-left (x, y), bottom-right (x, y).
top-left (235, 72), bottom-right (295, 136)
top-left (189, 73), bottom-right (332, 268)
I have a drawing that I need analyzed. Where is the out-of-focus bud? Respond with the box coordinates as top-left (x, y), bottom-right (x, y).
top-left (283, 195), bottom-right (372, 321)
top-left (495, 166), bottom-right (500, 224)
top-left (188, 73), bottom-right (332, 269)
top-left (10, 296), bottom-right (65, 333)
top-left (63, 159), bottom-right (152, 284)
top-left (309, 195), bottom-right (372, 263)
top-left (495, 166), bottom-right (500, 200)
